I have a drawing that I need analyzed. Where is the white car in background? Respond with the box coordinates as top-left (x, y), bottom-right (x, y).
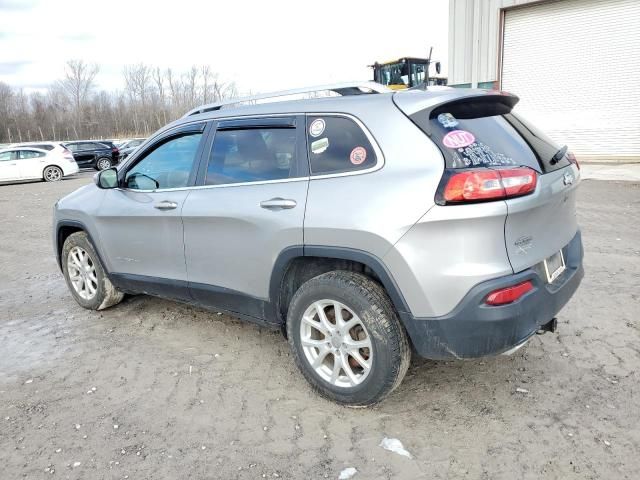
top-left (0, 146), bottom-right (79, 183)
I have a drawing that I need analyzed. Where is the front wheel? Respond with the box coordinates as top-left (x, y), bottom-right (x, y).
top-left (43, 165), bottom-right (63, 182)
top-left (96, 157), bottom-right (112, 170)
top-left (61, 232), bottom-right (124, 310)
top-left (286, 271), bottom-right (411, 406)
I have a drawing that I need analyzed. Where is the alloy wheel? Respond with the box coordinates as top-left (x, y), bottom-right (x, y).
top-left (299, 300), bottom-right (373, 388)
top-left (67, 246), bottom-right (98, 300)
top-left (44, 166), bottom-right (62, 182)
top-left (97, 159), bottom-right (111, 170)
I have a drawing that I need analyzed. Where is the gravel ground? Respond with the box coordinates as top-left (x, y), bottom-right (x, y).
top-left (0, 174), bottom-right (638, 479)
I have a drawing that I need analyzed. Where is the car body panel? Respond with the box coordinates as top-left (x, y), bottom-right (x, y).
top-left (384, 199), bottom-right (513, 317)
top-left (504, 163), bottom-right (580, 272)
top-left (93, 188), bottom-right (191, 280)
top-left (17, 152), bottom-right (47, 178)
top-left (183, 180), bottom-right (308, 302)
top-left (0, 150), bottom-right (20, 180)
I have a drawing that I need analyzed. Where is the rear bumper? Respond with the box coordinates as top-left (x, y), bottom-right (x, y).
top-left (63, 162), bottom-right (79, 176)
top-left (400, 230), bottom-right (584, 359)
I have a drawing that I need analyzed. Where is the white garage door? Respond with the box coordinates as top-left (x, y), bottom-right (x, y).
top-left (502, 0), bottom-right (640, 162)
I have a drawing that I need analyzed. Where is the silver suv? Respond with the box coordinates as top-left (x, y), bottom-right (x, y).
top-left (53, 82), bottom-right (584, 405)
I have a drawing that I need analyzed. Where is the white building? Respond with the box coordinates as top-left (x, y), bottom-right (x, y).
top-left (448, 0), bottom-right (640, 162)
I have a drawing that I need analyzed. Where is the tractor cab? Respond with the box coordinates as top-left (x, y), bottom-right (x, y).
top-left (371, 56), bottom-right (446, 90)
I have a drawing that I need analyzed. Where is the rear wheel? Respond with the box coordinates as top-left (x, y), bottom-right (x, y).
top-left (287, 271), bottom-right (411, 406)
top-left (96, 157), bottom-right (112, 170)
top-left (43, 165), bottom-right (63, 182)
top-left (61, 232), bottom-right (124, 310)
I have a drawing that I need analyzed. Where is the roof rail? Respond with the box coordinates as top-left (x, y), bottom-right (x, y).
top-left (183, 81), bottom-right (391, 117)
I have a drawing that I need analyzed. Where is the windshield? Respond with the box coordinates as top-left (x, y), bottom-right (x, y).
top-left (377, 62), bottom-right (408, 88)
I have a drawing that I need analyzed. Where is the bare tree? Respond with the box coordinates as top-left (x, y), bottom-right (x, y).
top-left (57, 60), bottom-right (99, 137)
top-left (0, 61), bottom-right (237, 143)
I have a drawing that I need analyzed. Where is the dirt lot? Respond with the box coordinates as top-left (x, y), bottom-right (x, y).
top-left (1, 174), bottom-right (638, 480)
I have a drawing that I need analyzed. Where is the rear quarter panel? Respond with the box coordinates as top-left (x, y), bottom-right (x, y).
top-left (303, 100), bottom-right (444, 259)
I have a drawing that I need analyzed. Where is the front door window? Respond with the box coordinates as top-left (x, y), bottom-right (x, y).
top-left (125, 133), bottom-right (203, 190)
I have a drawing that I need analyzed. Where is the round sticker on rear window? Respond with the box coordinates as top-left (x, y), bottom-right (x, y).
top-left (309, 119), bottom-right (325, 137)
top-left (442, 130), bottom-right (476, 149)
top-left (437, 113), bottom-right (458, 128)
top-left (349, 146), bottom-right (367, 165)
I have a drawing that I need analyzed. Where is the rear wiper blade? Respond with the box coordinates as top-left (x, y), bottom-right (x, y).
top-left (550, 145), bottom-right (568, 165)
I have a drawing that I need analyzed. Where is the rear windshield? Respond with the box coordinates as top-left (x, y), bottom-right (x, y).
top-left (411, 104), bottom-right (571, 173)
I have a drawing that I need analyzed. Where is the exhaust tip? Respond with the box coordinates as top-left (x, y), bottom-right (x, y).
top-left (536, 317), bottom-right (558, 335)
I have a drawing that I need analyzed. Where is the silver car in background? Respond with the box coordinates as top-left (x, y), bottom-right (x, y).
top-left (53, 82), bottom-right (583, 405)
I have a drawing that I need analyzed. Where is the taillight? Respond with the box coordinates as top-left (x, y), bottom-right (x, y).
top-left (440, 167), bottom-right (537, 204)
top-left (567, 151), bottom-right (579, 170)
top-left (485, 280), bottom-right (533, 306)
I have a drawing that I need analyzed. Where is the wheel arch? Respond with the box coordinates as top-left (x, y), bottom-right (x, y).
top-left (270, 246), bottom-right (411, 327)
top-left (55, 220), bottom-right (108, 274)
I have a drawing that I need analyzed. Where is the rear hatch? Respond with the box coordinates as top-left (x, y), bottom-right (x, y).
top-left (394, 88), bottom-right (580, 274)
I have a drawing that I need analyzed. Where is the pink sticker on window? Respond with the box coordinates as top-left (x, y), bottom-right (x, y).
top-left (349, 146), bottom-right (367, 165)
top-left (442, 130), bottom-right (476, 149)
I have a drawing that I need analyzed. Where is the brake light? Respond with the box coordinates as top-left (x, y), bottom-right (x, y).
top-left (567, 151), bottom-right (579, 170)
top-left (441, 167), bottom-right (537, 203)
top-left (485, 280), bottom-right (533, 306)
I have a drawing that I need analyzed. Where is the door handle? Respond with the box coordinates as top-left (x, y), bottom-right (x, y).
top-left (260, 198), bottom-right (297, 210)
top-left (154, 200), bottom-right (178, 210)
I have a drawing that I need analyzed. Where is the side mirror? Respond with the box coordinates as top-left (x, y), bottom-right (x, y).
top-left (94, 167), bottom-right (119, 189)
top-left (435, 62), bottom-right (441, 74)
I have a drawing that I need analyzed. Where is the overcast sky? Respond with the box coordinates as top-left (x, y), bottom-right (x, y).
top-left (0, 0), bottom-right (449, 94)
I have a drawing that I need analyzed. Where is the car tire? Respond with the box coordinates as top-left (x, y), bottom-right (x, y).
top-left (61, 232), bottom-right (124, 311)
top-left (43, 165), bottom-right (63, 182)
top-left (286, 271), bottom-right (411, 406)
top-left (96, 157), bottom-right (112, 170)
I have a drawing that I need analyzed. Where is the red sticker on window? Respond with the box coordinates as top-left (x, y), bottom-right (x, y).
top-left (442, 130), bottom-right (476, 149)
top-left (350, 146), bottom-right (367, 165)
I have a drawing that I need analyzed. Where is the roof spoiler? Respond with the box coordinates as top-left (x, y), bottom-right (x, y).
top-left (428, 93), bottom-right (519, 119)
top-left (392, 89), bottom-right (519, 136)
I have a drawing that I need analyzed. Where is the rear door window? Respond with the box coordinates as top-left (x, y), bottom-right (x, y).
top-left (206, 128), bottom-right (297, 185)
top-left (19, 150), bottom-right (45, 159)
top-left (306, 116), bottom-right (377, 175)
